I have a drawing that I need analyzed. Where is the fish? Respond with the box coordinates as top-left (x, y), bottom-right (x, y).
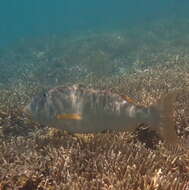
top-left (23, 84), bottom-right (180, 144)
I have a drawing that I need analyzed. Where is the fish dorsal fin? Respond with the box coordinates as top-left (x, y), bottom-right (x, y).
top-left (56, 113), bottom-right (82, 120)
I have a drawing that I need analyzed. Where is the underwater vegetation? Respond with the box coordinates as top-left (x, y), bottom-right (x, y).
top-left (0, 19), bottom-right (189, 189)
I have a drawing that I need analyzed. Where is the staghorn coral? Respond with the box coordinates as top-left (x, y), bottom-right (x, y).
top-left (1, 61), bottom-right (189, 190)
top-left (0, 63), bottom-right (189, 189)
top-left (1, 19), bottom-right (189, 189)
top-left (0, 130), bottom-right (188, 190)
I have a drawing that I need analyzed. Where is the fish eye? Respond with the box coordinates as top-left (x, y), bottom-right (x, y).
top-left (43, 93), bottom-right (46, 97)
top-left (41, 91), bottom-right (48, 98)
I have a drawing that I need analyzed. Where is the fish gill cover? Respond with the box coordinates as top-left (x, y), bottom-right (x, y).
top-left (0, 0), bottom-right (189, 189)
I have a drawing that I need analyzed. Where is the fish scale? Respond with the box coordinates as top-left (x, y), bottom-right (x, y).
top-left (23, 84), bottom-right (180, 144)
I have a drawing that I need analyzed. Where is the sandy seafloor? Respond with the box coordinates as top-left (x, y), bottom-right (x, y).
top-left (0, 19), bottom-right (189, 189)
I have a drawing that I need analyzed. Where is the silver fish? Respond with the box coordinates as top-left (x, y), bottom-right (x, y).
top-left (24, 84), bottom-right (179, 143)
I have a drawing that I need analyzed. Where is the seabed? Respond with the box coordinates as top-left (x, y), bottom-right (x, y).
top-left (0, 19), bottom-right (189, 189)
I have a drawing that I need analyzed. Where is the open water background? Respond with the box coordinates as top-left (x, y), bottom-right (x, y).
top-left (1, 0), bottom-right (189, 47)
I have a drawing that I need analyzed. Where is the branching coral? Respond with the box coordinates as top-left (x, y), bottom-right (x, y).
top-left (1, 20), bottom-right (189, 189)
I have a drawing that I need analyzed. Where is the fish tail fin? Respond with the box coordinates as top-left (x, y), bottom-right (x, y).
top-left (149, 90), bottom-right (180, 144)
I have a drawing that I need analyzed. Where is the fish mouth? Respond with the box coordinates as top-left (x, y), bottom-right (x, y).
top-left (23, 104), bottom-right (32, 116)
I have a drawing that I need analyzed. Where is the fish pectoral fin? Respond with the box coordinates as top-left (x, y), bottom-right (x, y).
top-left (121, 94), bottom-right (143, 107)
top-left (121, 95), bottom-right (136, 104)
top-left (56, 113), bottom-right (82, 120)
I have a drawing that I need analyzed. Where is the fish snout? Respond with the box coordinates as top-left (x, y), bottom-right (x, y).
top-left (23, 104), bottom-right (32, 116)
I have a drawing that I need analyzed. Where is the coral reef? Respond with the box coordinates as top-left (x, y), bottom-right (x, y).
top-left (0, 19), bottom-right (189, 189)
top-left (0, 130), bottom-right (189, 190)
